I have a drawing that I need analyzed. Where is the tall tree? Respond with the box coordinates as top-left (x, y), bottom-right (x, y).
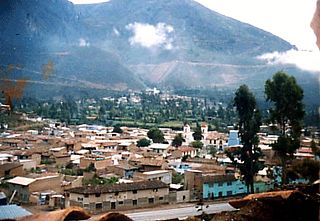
top-left (192, 126), bottom-right (203, 141)
top-left (172, 134), bottom-right (185, 147)
top-left (230, 84), bottom-right (262, 193)
top-left (265, 72), bottom-right (304, 184)
top-left (112, 125), bottom-right (123, 134)
top-left (147, 128), bottom-right (165, 143)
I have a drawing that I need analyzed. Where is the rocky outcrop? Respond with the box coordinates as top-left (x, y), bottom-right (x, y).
top-left (311, 0), bottom-right (320, 49)
top-left (212, 189), bottom-right (320, 221)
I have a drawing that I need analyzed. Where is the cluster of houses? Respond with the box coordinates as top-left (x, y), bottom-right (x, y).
top-left (0, 121), bottom-right (318, 214)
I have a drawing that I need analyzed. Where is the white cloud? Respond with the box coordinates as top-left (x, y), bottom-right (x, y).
top-left (126, 22), bottom-right (174, 49)
top-left (257, 49), bottom-right (320, 73)
top-left (79, 38), bottom-right (90, 47)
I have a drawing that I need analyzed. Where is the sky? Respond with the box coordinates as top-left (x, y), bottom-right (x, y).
top-left (69, 0), bottom-right (320, 72)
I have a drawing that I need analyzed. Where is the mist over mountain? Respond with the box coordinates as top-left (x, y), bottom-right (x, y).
top-left (0, 0), bottom-right (318, 99)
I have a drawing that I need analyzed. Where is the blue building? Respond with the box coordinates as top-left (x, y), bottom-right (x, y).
top-left (202, 174), bottom-right (274, 199)
top-left (169, 162), bottom-right (192, 174)
top-left (203, 174), bottom-right (246, 199)
top-left (228, 130), bottom-right (240, 146)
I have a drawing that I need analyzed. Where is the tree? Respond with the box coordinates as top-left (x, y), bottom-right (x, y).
top-left (172, 134), bottom-right (185, 147)
top-left (172, 172), bottom-right (184, 184)
top-left (137, 138), bottom-right (151, 147)
top-left (288, 159), bottom-right (320, 183)
top-left (230, 84), bottom-right (262, 193)
top-left (208, 145), bottom-right (217, 157)
top-left (265, 72), bottom-right (305, 184)
top-left (192, 126), bottom-right (203, 141)
top-left (147, 128), bottom-right (165, 143)
top-left (310, 139), bottom-right (320, 158)
top-left (112, 125), bottom-right (123, 134)
top-left (191, 140), bottom-right (204, 149)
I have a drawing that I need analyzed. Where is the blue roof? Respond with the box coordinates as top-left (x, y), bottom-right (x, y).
top-left (0, 205), bottom-right (32, 220)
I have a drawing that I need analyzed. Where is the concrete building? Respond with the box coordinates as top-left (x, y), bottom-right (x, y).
top-left (7, 174), bottom-right (62, 203)
top-left (149, 143), bottom-right (171, 155)
top-left (67, 180), bottom-right (169, 213)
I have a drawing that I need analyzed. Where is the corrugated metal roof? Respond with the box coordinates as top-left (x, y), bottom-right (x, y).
top-left (0, 204), bottom-right (32, 220)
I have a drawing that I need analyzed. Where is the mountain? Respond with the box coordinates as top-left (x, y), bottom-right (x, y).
top-left (0, 0), bottom-right (318, 99)
top-left (0, 0), bottom-right (144, 99)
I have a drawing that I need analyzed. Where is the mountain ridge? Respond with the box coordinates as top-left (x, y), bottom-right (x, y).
top-left (1, 0), bottom-right (318, 99)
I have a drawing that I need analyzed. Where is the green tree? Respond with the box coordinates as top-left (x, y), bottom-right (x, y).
top-left (112, 125), bottom-right (123, 134)
top-left (172, 134), bottom-right (185, 147)
top-left (231, 84), bottom-right (262, 193)
top-left (137, 138), bottom-right (151, 147)
top-left (192, 126), bottom-right (203, 141)
top-left (147, 128), bottom-right (165, 143)
top-left (172, 172), bottom-right (184, 184)
top-left (208, 145), bottom-right (217, 157)
top-left (191, 140), bottom-right (203, 149)
top-left (265, 72), bottom-right (305, 184)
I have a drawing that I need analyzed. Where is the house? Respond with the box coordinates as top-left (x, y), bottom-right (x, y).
top-left (205, 131), bottom-right (227, 149)
top-left (201, 173), bottom-right (274, 200)
top-left (19, 159), bottom-right (37, 170)
top-left (129, 158), bottom-right (166, 172)
top-left (0, 162), bottom-right (23, 177)
top-left (66, 180), bottom-right (169, 213)
top-left (110, 164), bottom-right (139, 179)
top-left (184, 170), bottom-right (203, 201)
top-left (149, 143), bottom-right (171, 155)
top-left (178, 146), bottom-right (199, 158)
top-left (7, 174), bottom-right (62, 203)
top-left (202, 174), bottom-right (246, 199)
top-left (135, 170), bottom-right (172, 185)
top-left (79, 156), bottom-right (112, 171)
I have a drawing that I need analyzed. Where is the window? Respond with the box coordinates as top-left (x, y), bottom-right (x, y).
top-left (133, 200), bottom-right (137, 206)
top-left (96, 203), bottom-right (102, 209)
top-left (84, 204), bottom-right (89, 209)
top-left (227, 191), bottom-right (232, 196)
top-left (218, 191), bottom-right (223, 197)
top-left (84, 194), bottom-right (89, 198)
top-left (77, 197), bottom-right (83, 202)
top-left (159, 197), bottom-right (164, 200)
top-left (114, 192), bottom-right (119, 196)
top-left (95, 193), bottom-right (101, 197)
top-left (133, 190), bottom-right (137, 194)
top-left (218, 182), bottom-right (223, 187)
top-left (183, 195), bottom-right (186, 200)
top-left (118, 201), bottom-right (123, 205)
top-left (148, 198), bottom-right (154, 204)
top-left (227, 181), bottom-right (232, 186)
top-left (153, 188), bottom-right (158, 192)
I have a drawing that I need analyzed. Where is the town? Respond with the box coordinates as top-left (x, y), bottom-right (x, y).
top-left (0, 82), bottom-right (319, 220)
